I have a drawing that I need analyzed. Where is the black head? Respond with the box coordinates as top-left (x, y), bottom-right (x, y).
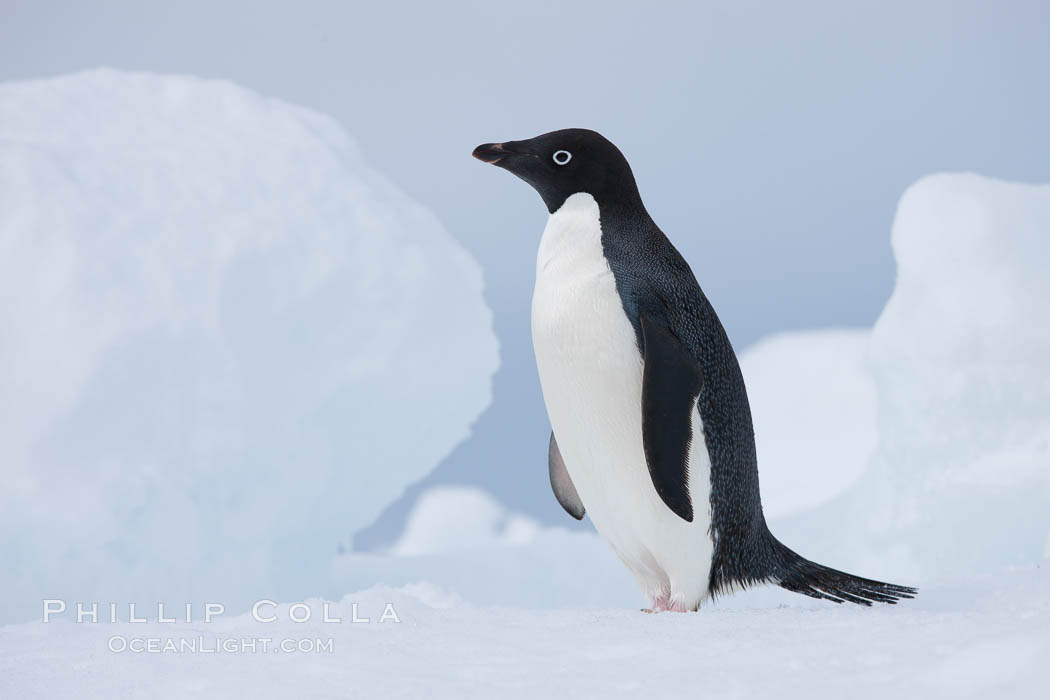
top-left (473, 128), bottom-right (642, 214)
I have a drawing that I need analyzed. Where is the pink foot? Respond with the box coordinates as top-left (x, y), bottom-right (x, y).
top-left (643, 596), bottom-right (691, 613)
top-left (644, 595), bottom-right (671, 613)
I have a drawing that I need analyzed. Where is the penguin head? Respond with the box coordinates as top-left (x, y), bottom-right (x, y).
top-left (473, 128), bottom-right (641, 214)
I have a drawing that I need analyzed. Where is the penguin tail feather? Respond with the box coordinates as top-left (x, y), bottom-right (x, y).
top-left (769, 538), bottom-right (917, 606)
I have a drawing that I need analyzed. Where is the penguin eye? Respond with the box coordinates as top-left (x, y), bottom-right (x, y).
top-left (552, 150), bottom-right (572, 166)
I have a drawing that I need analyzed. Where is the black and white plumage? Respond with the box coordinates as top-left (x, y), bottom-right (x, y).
top-left (473, 129), bottom-right (915, 611)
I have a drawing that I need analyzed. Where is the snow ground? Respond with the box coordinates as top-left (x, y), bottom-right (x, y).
top-left (1, 568), bottom-right (1047, 699)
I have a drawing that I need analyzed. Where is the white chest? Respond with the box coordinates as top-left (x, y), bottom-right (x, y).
top-left (530, 193), bottom-right (714, 606)
top-left (531, 194), bottom-right (645, 515)
top-left (531, 193), bottom-right (639, 386)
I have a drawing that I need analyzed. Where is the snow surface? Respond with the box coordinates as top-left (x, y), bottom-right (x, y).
top-left (0, 70), bottom-right (498, 624)
top-left (1, 569), bottom-right (1047, 699)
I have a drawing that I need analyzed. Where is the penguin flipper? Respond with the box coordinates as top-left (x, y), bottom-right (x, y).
top-left (548, 432), bottom-right (585, 520)
top-left (640, 315), bottom-right (705, 523)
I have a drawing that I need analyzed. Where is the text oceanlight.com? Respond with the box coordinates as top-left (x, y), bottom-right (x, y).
top-left (107, 636), bottom-right (335, 654)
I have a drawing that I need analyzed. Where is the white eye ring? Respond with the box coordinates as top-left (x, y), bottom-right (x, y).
top-left (552, 150), bottom-right (572, 166)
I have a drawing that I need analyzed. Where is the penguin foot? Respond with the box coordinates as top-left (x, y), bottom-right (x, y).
top-left (650, 594), bottom-right (670, 612)
top-left (642, 595), bottom-right (691, 613)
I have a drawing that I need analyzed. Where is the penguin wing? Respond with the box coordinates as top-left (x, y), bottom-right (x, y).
top-left (640, 314), bottom-right (705, 523)
top-left (548, 432), bottom-right (585, 520)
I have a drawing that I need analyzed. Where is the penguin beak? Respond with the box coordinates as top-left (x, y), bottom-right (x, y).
top-left (472, 136), bottom-right (559, 212)
top-left (472, 142), bottom-right (508, 165)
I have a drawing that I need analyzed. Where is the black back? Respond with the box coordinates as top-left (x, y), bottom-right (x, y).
top-left (598, 182), bottom-right (775, 594)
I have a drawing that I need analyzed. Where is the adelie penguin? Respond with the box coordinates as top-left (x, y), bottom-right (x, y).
top-left (473, 129), bottom-right (916, 612)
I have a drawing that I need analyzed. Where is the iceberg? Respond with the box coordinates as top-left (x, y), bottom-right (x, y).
top-left (0, 70), bottom-right (498, 623)
top-left (774, 174), bottom-right (1050, 581)
top-left (739, 328), bottom-right (877, 518)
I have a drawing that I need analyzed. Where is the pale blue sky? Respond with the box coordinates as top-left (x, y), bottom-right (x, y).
top-left (3, 0), bottom-right (1048, 542)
